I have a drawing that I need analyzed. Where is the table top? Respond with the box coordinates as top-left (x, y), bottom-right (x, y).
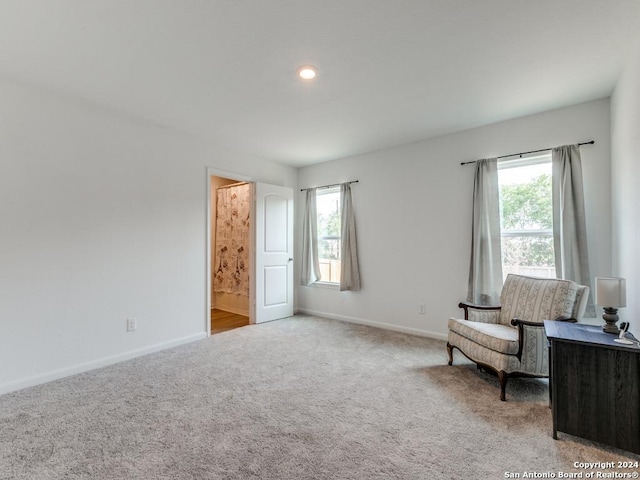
top-left (544, 320), bottom-right (640, 351)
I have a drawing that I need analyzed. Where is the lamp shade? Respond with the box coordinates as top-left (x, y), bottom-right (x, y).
top-left (594, 277), bottom-right (627, 308)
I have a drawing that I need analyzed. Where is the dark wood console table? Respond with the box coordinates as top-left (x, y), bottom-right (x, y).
top-left (544, 320), bottom-right (640, 454)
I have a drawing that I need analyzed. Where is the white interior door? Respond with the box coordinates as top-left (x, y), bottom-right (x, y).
top-left (254, 183), bottom-right (294, 323)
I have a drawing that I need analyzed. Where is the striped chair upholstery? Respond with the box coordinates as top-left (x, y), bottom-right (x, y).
top-left (446, 274), bottom-right (589, 401)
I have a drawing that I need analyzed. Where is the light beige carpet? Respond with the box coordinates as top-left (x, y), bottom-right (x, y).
top-left (1, 315), bottom-right (637, 479)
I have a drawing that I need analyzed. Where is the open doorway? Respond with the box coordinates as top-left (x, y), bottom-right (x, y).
top-left (209, 174), bottom-right (251, 335)
top-left (206, 170), bottom-right (295, 336)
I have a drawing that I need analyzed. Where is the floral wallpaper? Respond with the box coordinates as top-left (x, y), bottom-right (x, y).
top-left (214, 183), bottom-right (250, 296)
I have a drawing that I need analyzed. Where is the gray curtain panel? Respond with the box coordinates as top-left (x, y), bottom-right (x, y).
top-left (552, 144), bottom-right (595, 316)
top-left (467, 158), bottom-right (503, 305)
top-left (301, 188), bottom-right (321, 286)
top-left (339, 183), bottom-right (361, 291)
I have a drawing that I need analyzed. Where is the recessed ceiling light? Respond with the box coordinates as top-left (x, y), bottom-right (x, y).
top-left (297, 65), bottom-right (317, 80)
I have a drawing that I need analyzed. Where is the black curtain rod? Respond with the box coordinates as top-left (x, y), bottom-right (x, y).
top-left (300, 180), bottom-right (359, 192)
top-left (460, 141), bottom-right (595, 166)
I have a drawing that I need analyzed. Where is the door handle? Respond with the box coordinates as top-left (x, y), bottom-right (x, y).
top-left (288, 258), bottom-right (294, 262)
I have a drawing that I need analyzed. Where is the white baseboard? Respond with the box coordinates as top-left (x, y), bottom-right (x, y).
top-left (296, 308), bottom-right (448, 341)
top-left (0, 332), bottom-right (208, 396)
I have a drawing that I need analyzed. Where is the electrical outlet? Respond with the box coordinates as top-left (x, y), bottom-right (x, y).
top-left (126, 318), bottom-right (137, 332)
top-left (419, 304), bottom-right (426, 315)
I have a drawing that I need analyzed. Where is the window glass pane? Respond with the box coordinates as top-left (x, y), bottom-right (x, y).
top-left (317, 190), bottom-right (340, 238)
top-left (318, 238), bottom-right (340, 261)
top-left (499, 162), bottom-right (552, 231)
top-left (316, 188), bottom-right (341, 283)
top-left (501, 236), bottom-right (555, 278)
top-left (318, 238), bottom-right (341, 283)
top-left (498, 156), bottom-right (554, 280)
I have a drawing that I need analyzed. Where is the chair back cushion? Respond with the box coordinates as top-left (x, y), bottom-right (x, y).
top-left (572, 285), bottom-right (590, 319)
top-left (499, 274), bottom-right (579, 326)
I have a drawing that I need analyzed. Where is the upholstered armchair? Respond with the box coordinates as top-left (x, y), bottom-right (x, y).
top-left (447, 274), bottom-right (589, 401)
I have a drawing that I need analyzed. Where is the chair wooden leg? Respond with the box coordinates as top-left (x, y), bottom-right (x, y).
top-left (446, 342), bottom-right (453, 365)
top-left (498, 371), bottom-right (508, 401)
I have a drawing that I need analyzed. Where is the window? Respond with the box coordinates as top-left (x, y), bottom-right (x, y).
top-left (498, 154), bottom-right (554, 280)
top-left (316, 187), bottom-right (341, 283)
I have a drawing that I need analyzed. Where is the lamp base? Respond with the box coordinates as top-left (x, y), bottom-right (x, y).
top-left (602, 307), bottom-right (620, 334)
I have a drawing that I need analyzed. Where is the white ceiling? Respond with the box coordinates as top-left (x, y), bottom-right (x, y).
top-left (0, 1), bottom-right (638, 167)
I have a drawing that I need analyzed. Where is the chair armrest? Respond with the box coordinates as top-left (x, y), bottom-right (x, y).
top-left (458, 301), bottom-right (501, 321)
top-left (510, 316), bottom-right (578, 361)
top-left (510, 318), bottom-right (546, 370)
top-left (510, 318), bottom-right (543, 328)
top-left (510, 316), bottom-right (577, 328)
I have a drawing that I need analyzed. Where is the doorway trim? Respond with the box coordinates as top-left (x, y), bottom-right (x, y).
top-left (206, 167), bottom-right (252, 336)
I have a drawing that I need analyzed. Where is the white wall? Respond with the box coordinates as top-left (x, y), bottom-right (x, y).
top-left (0, 70), bottom-right (618, 393)
top-left (611, 41), bottom-right (640, 331)
top-left (297, 99), bottom-right (612, 339)
top-left (0, 78), bottom-right (296, 394)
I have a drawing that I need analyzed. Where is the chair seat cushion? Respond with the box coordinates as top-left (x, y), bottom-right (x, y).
top-left (448, 317), bottom-right (519, 355)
